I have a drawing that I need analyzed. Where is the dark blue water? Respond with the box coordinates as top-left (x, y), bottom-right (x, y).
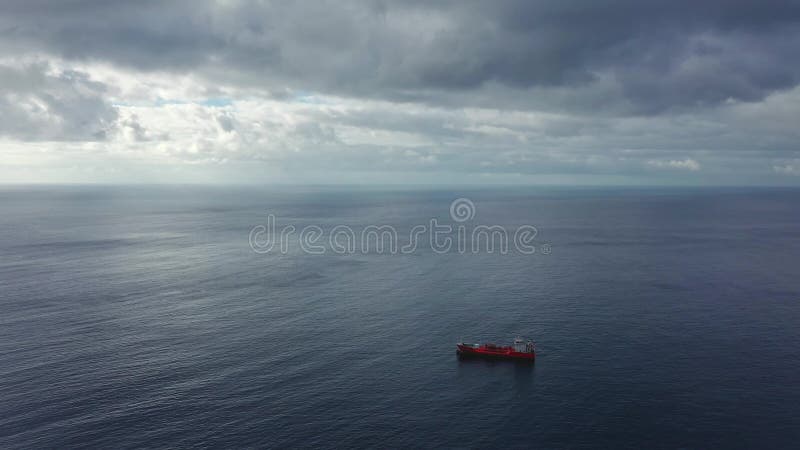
top-left (1, 186), bottom-right (799, 448)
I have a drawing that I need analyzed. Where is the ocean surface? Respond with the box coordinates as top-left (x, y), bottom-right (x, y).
top-left (1, 185), bottom-right (799, 449)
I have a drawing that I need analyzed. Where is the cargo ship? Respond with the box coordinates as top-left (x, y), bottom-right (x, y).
top-left (456, 337), bottom-right (535, 361)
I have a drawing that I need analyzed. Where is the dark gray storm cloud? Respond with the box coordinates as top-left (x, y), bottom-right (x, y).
top-left (3, 0), bottom-right (800, 113)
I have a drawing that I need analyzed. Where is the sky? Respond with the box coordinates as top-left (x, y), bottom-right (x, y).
top-left (2, 0), bottom-right (800, 185)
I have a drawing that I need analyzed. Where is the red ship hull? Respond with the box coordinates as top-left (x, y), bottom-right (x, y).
top-left (457, 343), bottom-right (535, 361)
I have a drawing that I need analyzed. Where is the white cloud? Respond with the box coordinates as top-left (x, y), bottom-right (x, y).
top-left (0, 62), bottom-right (117, 141)
top-left (646, 158), bottom-right (701, 171)
top-left (5, 59), bottom-right (800, 184)
top-left (774, 163), bottom-right (800, 175)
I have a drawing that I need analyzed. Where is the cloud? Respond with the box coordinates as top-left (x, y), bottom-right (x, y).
top-left (647, 158), bottom-right (701, 171)
top-left (0, 62), bottom-right (117, 141)
top-left (1, 1), bottom-right (800, 184)
top-left (774, 162), bottom-right (800, 175)
top-left (2, 1), bottom-right (800, 112)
